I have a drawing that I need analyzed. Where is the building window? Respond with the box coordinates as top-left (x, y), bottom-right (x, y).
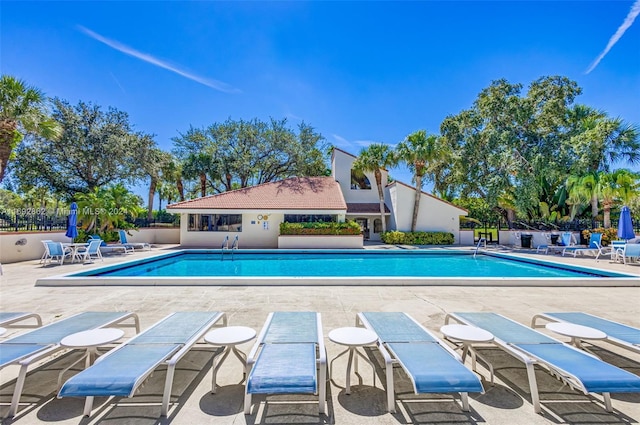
top-left (350, 169), bottom-right (371, 190)
top-left (188, 214), bottom-right (242, 231)
top-left (284, 214), bottom-right (336, 223)
top-left (373, 218), bottom-right (382, 233)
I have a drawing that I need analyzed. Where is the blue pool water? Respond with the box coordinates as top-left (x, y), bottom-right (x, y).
top-left (70, 250), bottom-right (628, 278)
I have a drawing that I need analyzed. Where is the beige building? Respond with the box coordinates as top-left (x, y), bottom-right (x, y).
top-left (167, 148), bottom-right (467, 247)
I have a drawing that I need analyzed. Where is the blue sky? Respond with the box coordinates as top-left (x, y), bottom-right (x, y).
top-left (2, 1), bottom-right (639, 204)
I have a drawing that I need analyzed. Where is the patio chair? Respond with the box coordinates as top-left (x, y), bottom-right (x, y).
top-left (1, 311), bottom-right (139, 417)
top-left (244, 312), bottom-right (326, 415)
top-left (544, 232), bottom-right (576, 254)
top-left (39, 239), bottom-right (53, 263)
top-left (42, 241), bottom-right (72, 266)
top-left (561, 233), bottom-right (604, 258)
top-left (532, 312), bottom-right (640, 356)
top-left (445, 312), bottom-right (640, 413)
top-left (609, 240), bottom-right (627, 262)
top-left (0, 312), bottom-right (42, 329)
top-left (59, 311), bottom-right (226, 417)
top-left (118, 230), bottom-right (151, 251)
top-left (76, 239), bottom-right (104, 263)
top-left (357, 312), bottom-right (483, 413)
top-left (620, 243), bottom-right (640, 264)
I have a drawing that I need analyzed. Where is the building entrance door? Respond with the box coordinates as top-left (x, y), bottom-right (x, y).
top-left (355, 218), bottom-right (370, 240)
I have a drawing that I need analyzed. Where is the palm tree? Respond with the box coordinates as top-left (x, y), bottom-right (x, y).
top-left (352, 143), bottom-right (397, 233)
top-left (600, 169), bottom-right (640, 228)
top-left (162, 155), bottom-right (185, 202)
top-left (396, 130), bottom-right (440, 231)
top-left (0, 75), bottom-right (61, 182)
top-left (566, 172), bottom-right (600, 220)
top-left (142, 148), bottom-right (170, 221)
top-left (182, 153), bottom-right (213, 198)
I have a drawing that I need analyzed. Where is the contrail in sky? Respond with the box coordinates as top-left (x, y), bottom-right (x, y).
top-left (78, 25), bottom-right (241, 93)
top-left (586, 0), bottom-right (640, 74)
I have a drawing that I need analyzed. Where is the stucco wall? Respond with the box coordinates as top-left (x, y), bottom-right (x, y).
top-left (333, 150), bottom-right (387, 205)
top-left (387, 184), bottom-right (466, 244)
top-left (178, 212), bottom-right (283, 248)
top-left (278, 235), bottom-right (363, 249)
top-left (0, 228), bottom-right (179, 264)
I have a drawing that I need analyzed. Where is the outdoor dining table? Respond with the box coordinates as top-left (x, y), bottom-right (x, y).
top-left (63, 243), bottom-right (89, 263)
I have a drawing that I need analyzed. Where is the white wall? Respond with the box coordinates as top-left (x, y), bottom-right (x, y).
top-left (387, 184), bottom-right (466, 244)
top-left (278, 235), bottom-right (363, 249)
top-left (0, 228), bottom-right (180, 263)
top-left (333, 149), bottom-right (387, 205)
top-left (178, 212), bottom-right (283, 248)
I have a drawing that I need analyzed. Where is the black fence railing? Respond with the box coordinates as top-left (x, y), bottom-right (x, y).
top-left (0, 212), bottom-right (180, 232)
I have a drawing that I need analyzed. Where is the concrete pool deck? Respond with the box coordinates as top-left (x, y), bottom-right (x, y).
top-left (0, 245), bottom-right (639, 424)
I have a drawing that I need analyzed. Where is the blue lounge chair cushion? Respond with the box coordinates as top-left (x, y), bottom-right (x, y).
top-left (0, 344), bottom-right (50, 368)
top-left (455, 312), bottom-right (555, 344)
top-left (388, 342), bottom-right (483, 393)
top-left (247, 343), bottom-right (317, 394)
top-left (134, 311), bottom-right (220, 344)
top-left (59, 344), bottom-right (180, 397)
top-left (264, 312), bottom-right (318, 344)
top-left (6, 312), bottom-right (130, 345)
top-left (544, 313), bottom-right (640, 345)
top-left (515, 343), bottom-right (640, 393)
top-left (362, 312), bottom-right (436, 343)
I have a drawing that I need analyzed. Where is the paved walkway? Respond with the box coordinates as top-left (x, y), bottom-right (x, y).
top-left (0, 246), bottom-right (639, 424)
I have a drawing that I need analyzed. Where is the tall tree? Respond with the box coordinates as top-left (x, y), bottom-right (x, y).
top-left (11, 99), bottom-right (157, 199)
top-left (352, 143), bottom-right (397, 233)
top-left (141, 148), bottom-right (171, 220)
top-left (0, 75), bottom-right (61, 182)
top-left (396, 130), bottom-right (440, 231)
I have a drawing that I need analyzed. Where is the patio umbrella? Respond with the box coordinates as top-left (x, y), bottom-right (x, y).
top-left (617, 205), bottom-right (635, 240)
top-left (65, 202), bottom-right (78, 243)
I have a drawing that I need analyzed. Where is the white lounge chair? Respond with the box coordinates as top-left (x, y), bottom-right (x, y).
top-left (532, 312), bottom-right (640, 356)
top-left (357, 312), bottom-right (484, 413)
top-left (544, 232), bottom-right (576, 254)
top-left (445, 312), bottom-right (640, 413)
top-left (562, 233), bottom-right (604, 258)
top-left (244, 312), bottom-right (326, 415)
top-left (0, 312), bottom-right (42, 329)
top-left (58, 311), bottom-right (226, 417)
top-left (1, 311), bottom-right (139, 417)
top-left (118, 230), bottom-right (151, 251)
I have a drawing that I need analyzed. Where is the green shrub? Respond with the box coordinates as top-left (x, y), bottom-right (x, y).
top-left (380, 231), bottom-right (454, 245)
top-left (279, 221), bottom-right (362, 236)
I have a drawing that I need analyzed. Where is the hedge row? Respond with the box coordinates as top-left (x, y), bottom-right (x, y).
top-left (381, 231), bottom-right (454, 245)
top-left (280, 221), bottom-right (362, 236)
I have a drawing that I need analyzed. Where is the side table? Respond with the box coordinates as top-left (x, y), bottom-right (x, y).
top-left (205, 326), bottom-right (256, 393)
top-left (545, 322), bottom-right (606, 355)
top-left (58, 328), bottom-right (125, 388)
top-left (441, 324), bottom-right (495, 383)
top-left (0, 327), bottom-right (6, 336)
top-left (328, 327), bottom-right (378, 394)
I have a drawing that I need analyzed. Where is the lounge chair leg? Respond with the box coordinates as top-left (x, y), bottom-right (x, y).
top-left (525, 362), bottom-right (541, 414)
top-left (83, 396), bottom-right (95, 416)
top-left (460, 392), bottom-right (470, 412)
top-left (386, 358), bottom-right (396, 413)
top-left (244, 393), bottom-right (252, 414)
top-left (603, 392), bottom-right (612, 412)
top-left (8, 363), bottom-right (29, 417)
top-left (319, 355), bottom-right (327, 414)
top-left (161, 364), bottom-right (176, 416)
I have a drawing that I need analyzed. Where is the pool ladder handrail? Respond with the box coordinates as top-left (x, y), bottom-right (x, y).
top-left (221, 235), bottom-right (239, 260)
top-left (473, 237), bottom-right (487, 258)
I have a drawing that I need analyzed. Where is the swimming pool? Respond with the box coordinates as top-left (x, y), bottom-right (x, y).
top-left (35, 249), bottom-right (637, 287)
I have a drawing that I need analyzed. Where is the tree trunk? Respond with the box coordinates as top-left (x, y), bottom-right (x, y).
top-left (374, 169), bottom-right (387, 233)
top-left (200, 173), bottom-right (207, 197)
top-left (411, 174), bottom-right (422, 232)
top-left (225, 173), bottom-right (232, 191)
top-left (147, 177), bottom-right (156, 221)
top-left (603, 203), bottom-right (611, 228)
top-left (591, 194), bottom-right (598, 219)
top-left (177, 178), bottom-right (185, 201)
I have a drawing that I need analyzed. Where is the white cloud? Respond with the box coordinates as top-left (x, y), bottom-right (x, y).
top-left (78, 25), bottom-right (241, 93)
top-left (586, 0), bottom-right (640, 74)
top-left (332, 134), bottom-right (352, 147)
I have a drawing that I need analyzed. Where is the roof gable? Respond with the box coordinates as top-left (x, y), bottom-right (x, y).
top-left (387, 180), bottom-right (468, 213)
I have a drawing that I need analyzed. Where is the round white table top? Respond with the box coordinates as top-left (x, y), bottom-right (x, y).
top-left (205, 326), bottom-right (256, 346)
top-left (441, 324), bottom-right (494, 343)
top-left (545, 322), bottom-right (607, 340)
top-left (0, 327), bottom-right (6, 336)
top-left (329, 327), bottom-right (378, 346)
top-left (61, 328), bottom-right (125, 348)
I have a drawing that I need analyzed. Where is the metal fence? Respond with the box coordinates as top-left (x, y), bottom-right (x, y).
top-left (0, 212), bottom-right (180, 232)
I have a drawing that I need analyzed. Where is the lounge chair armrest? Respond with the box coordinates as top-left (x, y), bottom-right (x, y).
top-left (316, 313), bottom-right (326, 365)
top-left (246, 312), bottom-right (274, 364)
top-left (165, 312), bottom-right (225, 367)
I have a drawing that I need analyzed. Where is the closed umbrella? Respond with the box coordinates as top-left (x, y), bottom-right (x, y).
top-left (617, 206), bottom-right (635, 240)
top-left (65, 202), bottom-right (79, 243)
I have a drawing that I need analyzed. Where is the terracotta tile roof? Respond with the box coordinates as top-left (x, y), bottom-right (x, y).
top-left (347, 203), bottom-right (390, 214)
top-left (167, 177), bottom-right (347, 210)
